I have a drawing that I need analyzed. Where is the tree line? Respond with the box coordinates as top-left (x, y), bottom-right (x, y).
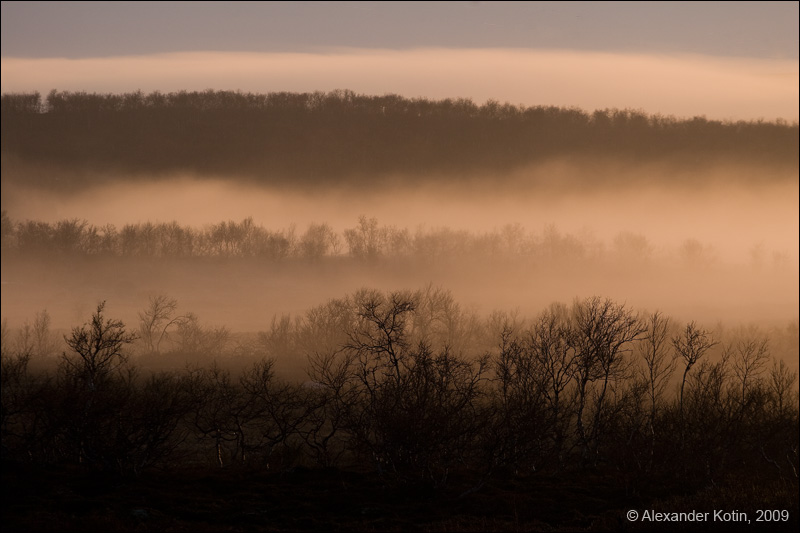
top-left (2, 89), bottom-right (796, 189)
top-left (1, 212), bottom-right (746, 268)
top-left (2, 288), bottom-right (797, 499)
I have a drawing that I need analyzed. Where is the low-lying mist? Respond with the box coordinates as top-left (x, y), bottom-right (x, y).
top-left (1, 159), bottom-right (797, 340)
top-left (2, 160), bottom-right (797, 262)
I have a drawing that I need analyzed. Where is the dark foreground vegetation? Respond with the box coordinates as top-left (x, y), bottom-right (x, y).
top-left (2, 89), bottom-right (797, 191)
top-left (2, 288), bottom-right (798, 531)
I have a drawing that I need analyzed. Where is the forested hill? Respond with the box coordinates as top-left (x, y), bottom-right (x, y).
top-left (2, 89), bottom-right (797, 190)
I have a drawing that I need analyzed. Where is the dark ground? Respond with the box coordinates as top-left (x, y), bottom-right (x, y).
top-left (3, 462), bottom-right (797, 532)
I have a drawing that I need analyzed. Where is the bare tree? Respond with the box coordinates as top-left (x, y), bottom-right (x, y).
top-left (309, 288), bottom-right (488, 483)
top-left (306, 346), bottom-right (355, 468)
top-left (183, 362), bottom-right (247, 468)
top-left (726, 332), bottom-right (770, 409)
top-left (636, 311), bottom-right (676, 460)
top-left (240, 358), bottom-right (309, 469)
top-left (570, 296), bottom-right (644, 463)
top-left (56, 302), bottom-right (138, 468)
top-left (62, 301), bottom-right (137, 390)
top-left (768, 359), bottom-right (798, 419)
top-left (673, 321), bottom-right (718, 418)
top-left (138, 294), bottom-right (190, 354)
top-left (492, 321), bottom-right (547, 472)
top-left (346, 289), bottom-right (417, 384)
top-left (528, 302), bottom-right (576, 466)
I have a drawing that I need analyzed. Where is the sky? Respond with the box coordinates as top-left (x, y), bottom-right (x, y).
top-left (1, 1), bottom-right (798, 121)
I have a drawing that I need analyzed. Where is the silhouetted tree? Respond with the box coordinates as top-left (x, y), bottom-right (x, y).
top-left (673, 321), bottom-right (718, 420)
top-left (62, 301), bottom-right (137, 390)
top-left (636, 311), bottom-right (676, 464)
top-left (570, 296), bottom-right (644, 464)
top-left (138, 294), bottom-right (190, 354)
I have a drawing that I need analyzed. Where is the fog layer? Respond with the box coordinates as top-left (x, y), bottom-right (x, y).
top-left (2, 170), bottom-right (797, 333)
top-left (3, 167), bottom-right (796, 264)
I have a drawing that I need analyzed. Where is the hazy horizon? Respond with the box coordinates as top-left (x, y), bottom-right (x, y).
top-left (3, 2), bottom-right (798, 121)
top-left (2, 49), bottom-right (797, 122)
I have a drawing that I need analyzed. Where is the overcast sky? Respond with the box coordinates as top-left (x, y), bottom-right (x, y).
top-left (1, 1), bottom-right (798, 120)
top-left (3, 1), bottom-right (798, 59)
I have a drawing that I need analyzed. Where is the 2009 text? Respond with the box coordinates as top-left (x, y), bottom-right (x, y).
top-left (755, 510), bottom-right (790, 522)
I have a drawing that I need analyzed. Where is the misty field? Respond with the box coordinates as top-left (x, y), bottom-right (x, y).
top-left (1, 90), bottom-right (798, 531)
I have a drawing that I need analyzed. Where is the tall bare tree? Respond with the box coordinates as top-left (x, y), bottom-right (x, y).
top-left (673, 321), bottom-right (718, 419)
top-left (570, 296), bottom-right (644, 463)
top-left (636, 311), bottom-right (676, 460)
